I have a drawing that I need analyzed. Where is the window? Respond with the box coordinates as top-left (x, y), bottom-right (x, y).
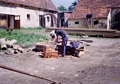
top-left (94, 20), bottom-right (99, 25)
top-left (47, 17), bottom-right (49, 22)
top-left (27, 14), bottom-right (30, 20)
top-left (75, 21), bottom-right (79, 24)
top-left (15, 16), bottom-right (20, 20)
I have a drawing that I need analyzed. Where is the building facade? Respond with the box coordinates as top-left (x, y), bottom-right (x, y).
top-left (68, 0), bottom-right (120, 30)
top-left (57, 11), bottom-right (72, 28)
top-left (0, 0), bottom-right (58, 29)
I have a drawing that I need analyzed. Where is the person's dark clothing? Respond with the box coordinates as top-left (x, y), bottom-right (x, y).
top-left (55, 30), bottom-right (68, 57)
top-left (55, 30), bottom-right (68, 38)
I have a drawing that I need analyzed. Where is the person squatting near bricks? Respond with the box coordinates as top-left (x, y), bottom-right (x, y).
top-left (50, 29), bottom-right (68, 57)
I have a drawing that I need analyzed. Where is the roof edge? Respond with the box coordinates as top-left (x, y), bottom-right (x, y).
top-left (0, 0), bottom-right (58, 12)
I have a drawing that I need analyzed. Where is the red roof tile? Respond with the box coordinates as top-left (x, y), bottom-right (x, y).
top-left (69, 0), bottom-right (120, 20)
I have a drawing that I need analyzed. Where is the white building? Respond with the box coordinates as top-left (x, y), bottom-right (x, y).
top-left (0, 0), bottom-right (58, 29)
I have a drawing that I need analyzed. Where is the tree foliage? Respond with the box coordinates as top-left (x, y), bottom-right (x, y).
top-left (68, 0), bottom-right (79, 11)
top-left (58, 5), bottom-right (67, 12)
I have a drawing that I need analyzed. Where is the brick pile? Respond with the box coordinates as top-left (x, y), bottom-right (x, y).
top-left (44, 46), bottom-right (58, 58)
top-left (36, 43), bottom-right (59, 58)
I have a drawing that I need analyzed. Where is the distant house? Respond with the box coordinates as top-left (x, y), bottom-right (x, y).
top-left (57, 11), bottom-right (72, 28)
top-left (0, 0), bottom-right (58, 29)
top-left (68, 0), bottom-right (120, 30)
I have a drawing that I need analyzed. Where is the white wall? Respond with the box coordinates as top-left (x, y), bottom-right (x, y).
top-left (93, 19), bottom-right (107, 29)
top-left (68, 19), bottom-right (107, 29)
top-left (107, 11), bottom-right (111, 30)
top-left (68, 20), bottom-right (81, 28)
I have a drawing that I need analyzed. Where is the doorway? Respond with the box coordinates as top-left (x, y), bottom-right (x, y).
top-left (39, 15), bottom-right (45, 28)
top-left (14, 15), bottom-right (20, 29)
top-left (8, 15), bottom-right (14, 28)
top-left (0, 14), bottom-right (7, 29)
top-left (111, 12), bottom-right (120, 30)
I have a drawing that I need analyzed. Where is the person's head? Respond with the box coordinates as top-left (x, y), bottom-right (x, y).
top-left (50, 30), bottom-right (55, 36)
top-left (54, 29), bottom-right (57, 34)
top-left (50, 30), bottom-right (56, 40)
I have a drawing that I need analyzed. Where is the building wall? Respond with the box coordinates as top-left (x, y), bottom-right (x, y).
top-left (52, 14), bottom-right (57, 27)
top-left (64, 13), bottom-right (71, 23)
top-left (0, 4), bottom-right (57, 28)
top-left (93, 19), bottom-right (107, 29)
top-left (68, 18), bottom-right (107, 29)
top-left (68, 20), bottom-right (81, 28)
top-left (107, 10), bottom-right (111, 30)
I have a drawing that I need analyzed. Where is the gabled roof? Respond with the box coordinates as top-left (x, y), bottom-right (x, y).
top-left (0, 0), bottom-right (57, 12)
top-left (69, 0), bottom-right (120, 20)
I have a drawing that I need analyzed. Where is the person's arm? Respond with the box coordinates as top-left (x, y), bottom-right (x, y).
top-left (55, 36), bottom-right (62, 43)
top-left (55, 36), bottom-right (58, 42)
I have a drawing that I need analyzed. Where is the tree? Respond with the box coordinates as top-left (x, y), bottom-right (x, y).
top-left (58, 5), bottom-right (67, 12)
top-left (68, 0), bottom-right (79, 11)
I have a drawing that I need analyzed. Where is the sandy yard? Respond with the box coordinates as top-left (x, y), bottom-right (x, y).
top-left (0, 37), bottom-right (120, 84)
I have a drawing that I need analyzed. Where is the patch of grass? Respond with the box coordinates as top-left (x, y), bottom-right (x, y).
top-left (20, 27), bottom-right (44, 31)
top-left (0, 28), bottom-right (48, 46)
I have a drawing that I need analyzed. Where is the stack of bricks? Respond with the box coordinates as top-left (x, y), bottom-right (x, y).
top-left (44, 45), bottom-right (59, 59)
top-left (36, 43), bottom-right (59, 58)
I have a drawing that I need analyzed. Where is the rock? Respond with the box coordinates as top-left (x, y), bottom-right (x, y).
top-left (74, 74), bottom-right (79, 77)
top-left (14, 49), bottom-right (19, 54)
top-left (18, 47), bottom-right (24, 53)
top-left (5, 48), bottom-right (14, 55)
top-left (0, 52), bottom-right (4, 55)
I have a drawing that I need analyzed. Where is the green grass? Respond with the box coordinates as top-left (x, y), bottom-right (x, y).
top-left (0, 28), bottom-right (48, 47)
top-left (20, 27), bottom-right (44, 31)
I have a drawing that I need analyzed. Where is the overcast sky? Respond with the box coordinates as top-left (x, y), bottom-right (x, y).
top-left (51, 0), bottom-right (75, 8)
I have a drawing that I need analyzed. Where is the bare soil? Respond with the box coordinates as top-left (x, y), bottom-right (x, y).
top-left (0, 37), bottom-right (120, 84)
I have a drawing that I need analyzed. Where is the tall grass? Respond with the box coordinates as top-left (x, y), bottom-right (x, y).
top-left (0, 28), bottom-right (48, 47)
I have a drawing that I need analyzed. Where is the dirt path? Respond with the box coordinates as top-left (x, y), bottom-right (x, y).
top-left (0, 37), bottom-right (120, 84)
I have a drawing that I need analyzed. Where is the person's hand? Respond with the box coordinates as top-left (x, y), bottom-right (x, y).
top-left (57, 41), bottom-right (62, 43)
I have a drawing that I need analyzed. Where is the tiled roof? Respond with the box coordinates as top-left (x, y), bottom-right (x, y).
top-left (69, 0), bottom-right (120, 20)
top-left (0, 0), bottom-right (57, 11)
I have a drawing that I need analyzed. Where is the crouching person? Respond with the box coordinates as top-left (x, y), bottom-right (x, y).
top-left (50, 29), bottom-right (68, 57)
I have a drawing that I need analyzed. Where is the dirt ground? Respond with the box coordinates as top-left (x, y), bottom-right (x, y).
top-left (0, 37), bottom-right (120, 84)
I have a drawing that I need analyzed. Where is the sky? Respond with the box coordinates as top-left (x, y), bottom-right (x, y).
top-left (51, 0), bottom-right (75, 8)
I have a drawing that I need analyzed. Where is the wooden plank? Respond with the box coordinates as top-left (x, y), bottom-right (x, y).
top-left (45, 28), bottom-right (117, 32)
top-left (45, 28), bottom-right (120, 37)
